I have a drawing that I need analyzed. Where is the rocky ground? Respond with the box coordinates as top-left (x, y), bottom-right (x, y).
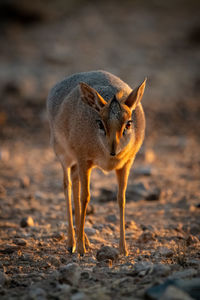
top-left (0, 1), bottom-right (200, 299)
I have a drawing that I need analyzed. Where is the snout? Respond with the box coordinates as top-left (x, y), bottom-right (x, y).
top-left (110, 151), bottom-right (116, 156)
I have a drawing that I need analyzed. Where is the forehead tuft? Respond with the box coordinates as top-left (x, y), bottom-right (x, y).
top-left (109, 96), bottom-right (122, 120)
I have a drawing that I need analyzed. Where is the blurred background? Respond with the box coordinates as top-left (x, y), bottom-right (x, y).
top-left (0, 0), bottom-right (200, 147)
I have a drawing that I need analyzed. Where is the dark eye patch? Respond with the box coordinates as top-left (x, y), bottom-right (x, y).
top-left (125, 120), bottom-right (133, 130)
top-left (96, 120), bottom-right (106, 133)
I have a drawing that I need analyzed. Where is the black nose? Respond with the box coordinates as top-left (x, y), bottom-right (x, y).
top-left (110, 152), bottom-right (116, 156)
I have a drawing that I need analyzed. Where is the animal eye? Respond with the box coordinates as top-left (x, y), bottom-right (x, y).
top-left (125, 120), bottom-right (132, 130)
top-left (96, 120), bottom-right (106, 133)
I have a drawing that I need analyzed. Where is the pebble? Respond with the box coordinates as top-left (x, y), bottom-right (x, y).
top-left (59, 263), bottom-right (81, 286)
top-left (0, 185), bottom-right (6, 197)
top-left (99, 188), bottom-right (115, 202)
top-left (29, 287), bottom-right (46, 300)
top-left (20, 176), bottom-right (30, 188)
top-left (146, 278), bottom-right (200, 300)
top-left (96, 259), bottom-right (113, 268)
top-left (84, 227), bottom-right (97, 236)
top-left (134, 165), bottom-right (154, 176)
top-left (13, 239), bottom-right (27, 246)
top-left (138, 231), bottom-right (156, 243)
top-left (131, 261), bottom-right (153, 277)
top-left (0, 271), bottom-right (8, 286)
top-left (186, 235), bottom-right (199, 245)
top-left (128, 181), bottom-right (161, 201)
top-left (153, 264), bottom-right (171, 277)
top-left (71, 292), bottom-right (87, 300)
top-left (96, 246), bottom-right (119, 262)
top-left (189, 224), bottom-right (200, 235)
top-left (169, 268), bottom-right (198, 280)
top-left (105, 214), bottom-right (117, 223)
top-left (158, 247), bottom-right (174, 257)
top-left (162, 285), bottom-right (193, 300)
top-left (20, 216), bottom-right (34, 227)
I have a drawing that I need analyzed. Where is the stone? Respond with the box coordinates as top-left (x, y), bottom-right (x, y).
top-left (0, 185), bottom-right (6, 197)
top-left (189, 224), bottom-right (200, 235)
top-left (169, 268), bottom-right (198, 280)
top-left (145, 278), bottom-right (200, 300)
top-left (138, 231), bottom-right (156, 243)
top-left (96, 259), bottom-right (113, 268)
top-left (29, 287), bottom-right (46, 300)
top-left (131, 261), bottom-right (154, 277)
top-left (134, 165), bottom-right (154, 176)
top-left (59, 263), bottom-right (81, 286)
top-left (186, 235), bottom-right (199, 245)
top-left (71, 292), bottom-right (87, 300)
top-left (96, 246), bottom-right (119, 262)
top-left (0, 271), bottom-right (8, 286)
top-left (162, 285), bottom-right (193, 300)
top-left (20, 176), bottom-right (30, 188)
top-left (20, 216), bottom-right (34, 227)
top-left (158, 247), bottom-right (174, 257)
top-left (99, 188), bottom-right (115, 202)
top-left (105, 214), bottom-right (117, 223)
top-left (85, 227), bottom-right (97, 236)
top-left (128, 181), bottom-right (161, 201)
top-left (13, 238), bottom-right (27, 246)
top-left (153, 264), bottom-right (171, 277)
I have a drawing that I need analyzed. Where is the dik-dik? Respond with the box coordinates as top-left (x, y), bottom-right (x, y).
top-left (47, 70), bottom-right (146, 256)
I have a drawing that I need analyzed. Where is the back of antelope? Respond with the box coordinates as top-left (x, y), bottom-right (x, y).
top-left (47, 70), bottom-right (146, 256)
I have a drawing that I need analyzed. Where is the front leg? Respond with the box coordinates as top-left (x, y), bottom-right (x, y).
top-left (115, 161), bottom-right (132, 256)
top-left (77, 163), bottom-right (92, 255)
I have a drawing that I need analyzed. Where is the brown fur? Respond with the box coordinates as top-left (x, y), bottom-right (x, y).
top-left (47, 71), bottom-right (146, 256)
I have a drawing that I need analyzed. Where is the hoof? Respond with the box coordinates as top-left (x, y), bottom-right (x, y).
top-left (67, 245), bottom-right (76, 254)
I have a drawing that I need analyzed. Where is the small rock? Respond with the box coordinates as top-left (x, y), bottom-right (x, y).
top-left (130, 261), bottom-right (153, 277)
top-left (134, 165), bottom-right (154, 176)
top-left (71, 292), bottom-right (87, 300)
top-left (186, 235), bottom-right (199, 245)
top-left (86, 204), bottom-right (95, 215)
top-left (0, 149), bottom-right (9, 162)
top-left (52, 232), bottom-right (65, 241)
top-left (100, 188), bottom-right (115, 202)
top-left (20, 176), bottom-right (30, 188)
top-left (153, 264), bottom-right (171, 277)
top-left (20, 216), bottom-right (34, 228)
top-left (162, 285), bottom-right (193, 300)
top-left (145, 149), bottom-right (156, 163)
top-left (96, 259), bottom-right (113, 268)
top-left (158, 247), bottom-right (173, 257)
top-left (189, 224), bottom-right (200, 235)
top-left (169, 268), bottom-right (198, 280)
top-left (0, 271), bottom-right (8, 286)
top-left (29, 287), bottom-right (46, 300)
top-left (105, 214), bottom-right (117, 223)
top-left (59, 263), bottom-right (81, 286)
top-left (96, 246), bottom-right (118, 262)
top-left (128, 181), bottom-right (161, 201)
top-left (13, 239), bottom-right (27, 246)
top-left (81, 269), bottom-right (92, 280)
top-left (0, 185), bottom-right (6, 197)
top-left (145, 278), bottom-right (200, 300)
top-left (125, 220), bottom-right (138, 230)
top-left (138, 231), bottom-right (156, 243)
top-left (85, 227), bottom-right (97, 236)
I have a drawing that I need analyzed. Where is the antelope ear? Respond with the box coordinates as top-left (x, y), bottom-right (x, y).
top-left (124, 78), bottom-right (147, 110)
top-left (79, 82), bottom-right (107, 112)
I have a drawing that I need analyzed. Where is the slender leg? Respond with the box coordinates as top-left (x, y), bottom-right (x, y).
top-left (63, 166), bottom-right (76, 253)
top-left (71, 165), bottom-right (81, 237)
top-left (77, 163), bottom-right (92, 255)
top-left (115, 161), bottom-right (132, 256)
top-left (71, 164), bottom-right (91, 250)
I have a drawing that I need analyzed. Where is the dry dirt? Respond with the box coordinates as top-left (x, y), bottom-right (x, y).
top-left (0, 1), bottom-right (200, 299)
